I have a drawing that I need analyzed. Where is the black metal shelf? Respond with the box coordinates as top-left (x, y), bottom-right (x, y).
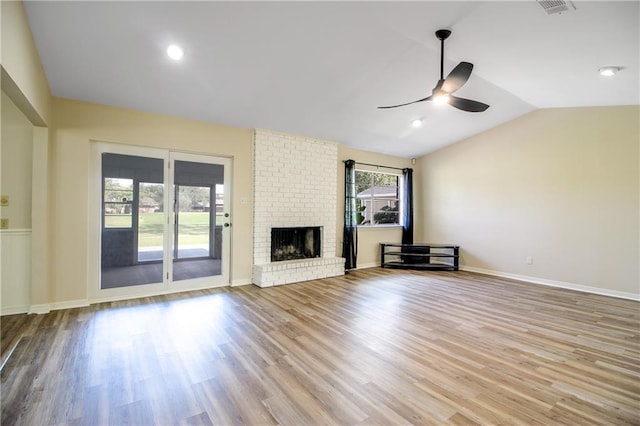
top-left (383, 251), bottom-right (459, 258)
top-left (380, 243), bottom-right (459, 271)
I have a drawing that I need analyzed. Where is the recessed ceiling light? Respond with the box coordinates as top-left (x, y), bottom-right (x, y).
top-left (167, 44), bottom-right (184, 61)
top-left (599, 66), bottom-right (620, 77)
top-left (411, 119), bottom-right (423, 128)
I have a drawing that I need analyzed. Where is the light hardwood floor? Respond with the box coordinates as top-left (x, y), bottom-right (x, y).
top-left (2, 268), bottom-right (639, 425)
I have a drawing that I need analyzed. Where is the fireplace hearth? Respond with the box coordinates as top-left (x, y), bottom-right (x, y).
top-left (271, 227), bottom-right (321, 262)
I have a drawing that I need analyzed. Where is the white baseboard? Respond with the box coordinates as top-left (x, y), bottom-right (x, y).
top-left (28, 299), bottom-right (89, 314)
top-left (0, 305), bottom-right (30, 316)
top-left (461, 265), bottom-right (640, 301)
top-left (355, 262), bottom-right (379, 270)
top-left (28, 304), bottom-right (51, 314)
top-left (51, 299), bottom-right (90, 311)
top-left (231, 278), bottom-right (253, 287)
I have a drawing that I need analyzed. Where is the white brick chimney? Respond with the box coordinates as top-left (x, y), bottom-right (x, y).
top-left (252, 129), bottom-right (345, 287)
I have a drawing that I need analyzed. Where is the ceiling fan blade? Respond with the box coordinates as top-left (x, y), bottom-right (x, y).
top-left (378, 96), bottom-right (432, 109)
top-left (442, 62), bottom-right (473, 94)
top-left (449, 95), bottom-right (489, 112)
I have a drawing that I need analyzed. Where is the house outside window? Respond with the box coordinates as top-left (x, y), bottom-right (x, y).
top-left (355, 169), bottom-right (401, 226)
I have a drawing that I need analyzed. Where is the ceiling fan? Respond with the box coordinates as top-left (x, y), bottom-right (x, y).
top-left (378, 29), bottom-right (489, 112)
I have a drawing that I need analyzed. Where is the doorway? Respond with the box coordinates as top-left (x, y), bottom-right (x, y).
top-left (91, 144), bottom-right (231, 301)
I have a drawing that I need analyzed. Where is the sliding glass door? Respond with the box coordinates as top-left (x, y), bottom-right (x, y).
top-left (101, 153), bottom-right (165, 289)
top-left (171, 153), bottom-right (229, 284)
top-left (92, 144), bottom-right (231, 300)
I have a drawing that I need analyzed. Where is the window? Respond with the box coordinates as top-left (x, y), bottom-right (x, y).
top-left (355, 169), bottom-right (401, 226)
top-left (103, 177), bottom-right (134, 228)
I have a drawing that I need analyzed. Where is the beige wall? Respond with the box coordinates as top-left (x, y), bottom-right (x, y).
top-left (1, 90), bottom-right (35, 313)
top-left (0, 0), bottom-right (53, 313)
top-left (419, 106), bottom-right (639, 297)
top-left (50, 98), bottom-right (253, 303)
top-left (1, 90), bottom-right (33, 229)
top-left (0, 0), bottom-right (51, 126)
top-left (336, 146), bottom-right (416, 268)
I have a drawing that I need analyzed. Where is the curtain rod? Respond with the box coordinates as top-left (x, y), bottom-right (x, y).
top-left (343, 160), bottom-right (407, 172)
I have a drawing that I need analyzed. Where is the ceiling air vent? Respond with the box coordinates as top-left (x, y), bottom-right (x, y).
top-left (536, 0), bottom-right (576, 15)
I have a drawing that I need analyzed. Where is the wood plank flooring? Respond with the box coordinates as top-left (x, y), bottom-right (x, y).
top-left (2, 268), bottom-right (639, 425)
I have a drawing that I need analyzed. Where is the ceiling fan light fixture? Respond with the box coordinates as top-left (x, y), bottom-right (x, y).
top-left (433, 92), bottom-right (450, 105)
top-left (598, 66), bottom-right (619, 77)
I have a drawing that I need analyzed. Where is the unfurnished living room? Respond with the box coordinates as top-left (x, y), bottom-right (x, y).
top-left (1, 1), bottom-right (638, 425)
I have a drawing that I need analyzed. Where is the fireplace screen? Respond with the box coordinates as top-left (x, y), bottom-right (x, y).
top-left (271, 227), bottom-right (321, 262)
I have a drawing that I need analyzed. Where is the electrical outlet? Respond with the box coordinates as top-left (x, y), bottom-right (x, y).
top-left (0, 195), bottom-right (8, 206)
top-left (0, 218), bottom-right (8, 229)
top-left (526, 256), bottom-right (533, 265)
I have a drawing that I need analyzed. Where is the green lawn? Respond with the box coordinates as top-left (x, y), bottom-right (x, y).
top-left (105, 212), bottom-right (223, 247)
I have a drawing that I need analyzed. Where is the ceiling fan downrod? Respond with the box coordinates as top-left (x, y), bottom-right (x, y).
top-left (435, 29), bottom-right (451, 81)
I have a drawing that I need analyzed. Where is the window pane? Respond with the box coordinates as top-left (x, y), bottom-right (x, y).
top-left (104, 178), bottom-right (133, 228)
top-left (355, 170), bottom-right (401, 226)
top-left (104, 178), bottom-right (133, 202)
top-left (355, 170), bottom-right (373, 225)
top-left (138, 182), bottom-right (164, 261)
top-left (101, 153), bottom-right (165, 289)
top-left (176, 185), bottom-right (211, 259)
top-left (373, 172), bottom-right (398, 189)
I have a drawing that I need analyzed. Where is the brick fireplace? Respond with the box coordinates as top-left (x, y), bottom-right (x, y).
top-left (252, 129), bottom-right (345, 287)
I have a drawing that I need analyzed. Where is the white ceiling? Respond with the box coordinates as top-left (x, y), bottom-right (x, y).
top-left (23, 1), bottom-right (639, 158)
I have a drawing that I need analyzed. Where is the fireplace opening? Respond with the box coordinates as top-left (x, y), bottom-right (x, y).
top-left (271, 227), bottom-right (321, 262)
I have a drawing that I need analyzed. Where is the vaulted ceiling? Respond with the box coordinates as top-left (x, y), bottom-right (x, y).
top-left (24, 1), bottom-right (639, 157)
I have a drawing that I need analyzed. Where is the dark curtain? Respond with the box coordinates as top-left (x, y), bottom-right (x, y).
top-left (401, 168), bottom-right (414, 244)
top-left (342, 159), bottom-right (358, 271)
